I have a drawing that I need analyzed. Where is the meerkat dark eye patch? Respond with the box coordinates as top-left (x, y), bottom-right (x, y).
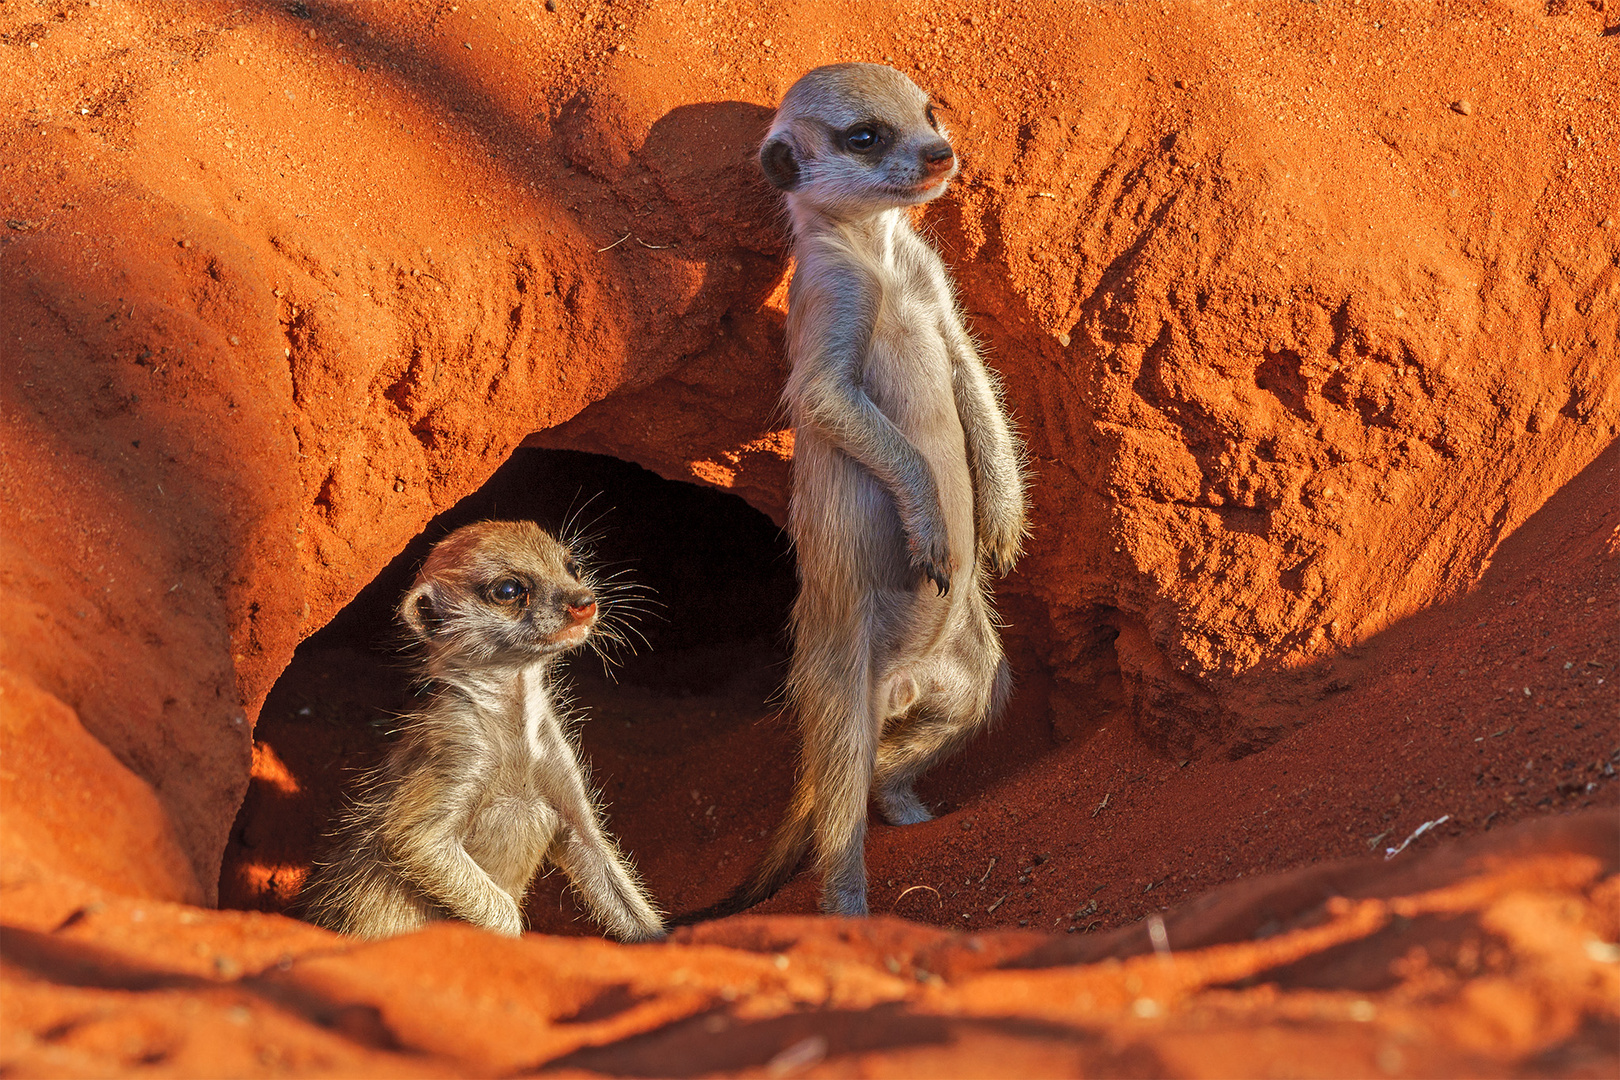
top-left (487, 578), bottom-right (529, 606)
top-left (925, 104), bottom-right (939, 131)
top-left (563, 557), bottom-right (582, 579)
top-left (759, 137), bottom-right (801, 192)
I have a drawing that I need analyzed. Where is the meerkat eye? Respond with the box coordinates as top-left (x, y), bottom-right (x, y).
top-left (925, 105), bottom-right (939, 131)
top-left (563, 557), bottom-right (582, 579)
top-left (844, 127), bottom-right (879, 153)
top-left (488, 578), bottom-right (528, 606)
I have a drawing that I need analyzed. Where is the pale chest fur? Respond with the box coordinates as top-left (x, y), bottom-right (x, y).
top-left (789, 214), bottom-right (964, 444)
top-left (457, 665), bottom-right (565, 894)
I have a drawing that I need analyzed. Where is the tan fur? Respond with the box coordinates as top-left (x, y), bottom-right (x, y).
top-left (746, 64), bottom-right (1029, 916)
top-left (300, 521), bottom-right (664, 941)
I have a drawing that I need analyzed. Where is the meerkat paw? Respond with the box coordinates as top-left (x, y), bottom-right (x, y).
top-left (983, 534), bottom-right (1023, 577)
top-left (615, 918), bottom-right (667, 944)
top-left (980, 511), bottom-right (1028, 577)
top-left (908, 530), bottom-right (956, 596)
top-left (820, 886), bottom-right (870, 918)
top-left (876, 783), bottom-right (934, 826)
top-left (476, 899), bottom-right (525, 938)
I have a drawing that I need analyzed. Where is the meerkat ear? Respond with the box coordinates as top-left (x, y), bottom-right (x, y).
top-left (399, 584), bottom-right (442, 641)
top-left (759, 137), bottom-right (801, 192)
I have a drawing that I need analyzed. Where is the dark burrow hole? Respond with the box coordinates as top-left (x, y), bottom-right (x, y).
top-left (220, 448), bottom-right (802, 933)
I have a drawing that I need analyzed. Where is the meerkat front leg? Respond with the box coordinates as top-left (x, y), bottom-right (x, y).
top-left (790, 268), bottom-right (956, 592)
top-left (537, 731), bottom-right (665, 942)
top-left (384, 779), bottom-right (526, 937)
top-left (944, 319), bottom-right (1029, 575)
top-left (549, 820), bottom-right (665, 943)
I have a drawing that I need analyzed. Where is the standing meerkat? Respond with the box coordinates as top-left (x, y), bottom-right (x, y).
top-left (744, 63), bottom-right (1029, 916)
top-left (300, 520), bottom-right (664, 942)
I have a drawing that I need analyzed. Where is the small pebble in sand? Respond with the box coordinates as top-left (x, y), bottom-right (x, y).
top-left (1450, 99), bottom-right (1473, 116)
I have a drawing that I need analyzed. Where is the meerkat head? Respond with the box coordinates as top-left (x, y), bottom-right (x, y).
top-left (760, 63), bottom-right (957, 217)
top-left (399, 520), bottom-right (598, 666)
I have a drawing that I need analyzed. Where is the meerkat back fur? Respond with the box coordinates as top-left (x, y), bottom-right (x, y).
top-left (745, 63), bottom-right (1029, 916)
top-left (300, 520), bottom-right (664, 941)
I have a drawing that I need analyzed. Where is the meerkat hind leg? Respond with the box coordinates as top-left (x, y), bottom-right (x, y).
top-left (873, 768), bottom-right (934, 826)
top-left (872, 708), bottom-right (962, 827)
top-left (872, 700), bottom-right (934, 826)
top-left (308, 853), bottom-right (443, 940)
top-left (344, 877), bottom-right (440, 940)
top-left (873, 642), bottom-right (1012, 827)
top-left (799, 648), bottom-right (883, 917)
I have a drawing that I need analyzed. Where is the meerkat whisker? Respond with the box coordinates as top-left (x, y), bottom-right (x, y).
top-left (592, 621), bottom-right (655, 662)
top-left (594, 602), bottom-right (661, 625)
top-left (557, 491), bottom-right (612, 547)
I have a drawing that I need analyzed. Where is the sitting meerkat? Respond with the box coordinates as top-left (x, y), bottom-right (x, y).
top-left (300, 520), bottom-right (664, 941)
top-left (741, 64), bottom-right (1030, 916)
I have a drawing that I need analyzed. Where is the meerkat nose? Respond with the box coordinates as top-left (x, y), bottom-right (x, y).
top-left (921, 141), bottom-right (955, 173)
top-left (566, 596), bottom-right (597, 623)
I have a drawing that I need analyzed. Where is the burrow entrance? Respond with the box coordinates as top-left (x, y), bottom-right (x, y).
top-left (221, 447), bottom-right (1098, 933)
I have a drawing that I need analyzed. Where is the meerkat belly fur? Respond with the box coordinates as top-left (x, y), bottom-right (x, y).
top-left (746, 63), bottom-right (1030, 916)
top-left (300, 521), bottom-right (664, 941)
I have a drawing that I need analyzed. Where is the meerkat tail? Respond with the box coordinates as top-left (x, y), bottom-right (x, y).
top-left (743, 774), bottom-right (817, 905)
top-left (672, 776), bottom-right (816, 925)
